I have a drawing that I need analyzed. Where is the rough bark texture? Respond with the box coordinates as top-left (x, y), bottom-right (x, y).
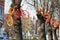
top-left (12, 0), bottom-right (23, 40)
top-left (37, 14), bottom-right (46, 40)
top-left (51, 0), bottom-right (60, 40)
top-left (36, 0), bottom-right (53, 40)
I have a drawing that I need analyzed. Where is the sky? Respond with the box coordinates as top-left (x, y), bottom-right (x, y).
top-left (4, 0), bottom-right (37, 20)
top-left (4, 0), bottom-right (12, 14)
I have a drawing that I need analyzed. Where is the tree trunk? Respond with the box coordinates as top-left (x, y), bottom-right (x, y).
top-left (12, 0), bottom-right (23, 40)
top-left (51, 0), bottom-right (60, 40)
top-left (37, 14), bottom-right (46, 40)
top-left (14, 18), bottom-right (23, 40)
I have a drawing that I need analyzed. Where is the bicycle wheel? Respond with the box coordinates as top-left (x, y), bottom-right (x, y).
top-left (6, 15), bottom-right (14, 26)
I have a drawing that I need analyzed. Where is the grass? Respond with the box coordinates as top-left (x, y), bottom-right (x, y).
top-left (10, 37), bottom-right (38, 40)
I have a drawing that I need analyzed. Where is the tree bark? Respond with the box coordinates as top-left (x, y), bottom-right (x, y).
top-left (37, 14), bottom-right (46, 40)
top-left (12, 0), bottom-right (23, 40)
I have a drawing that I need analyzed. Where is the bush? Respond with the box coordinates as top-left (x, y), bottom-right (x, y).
top-left (10, 38), bottom-right (16, 40)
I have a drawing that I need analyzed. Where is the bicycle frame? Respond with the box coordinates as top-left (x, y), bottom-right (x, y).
top-left (6, 7), bottom-right (14, 26)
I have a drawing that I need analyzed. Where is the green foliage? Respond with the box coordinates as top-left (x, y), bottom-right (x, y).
top-left (23, 37), bottom-right (38, 40)
top-left (10, 38), bottom-right (16, 40)
top-left (32, 37), bottom-right (38, 40)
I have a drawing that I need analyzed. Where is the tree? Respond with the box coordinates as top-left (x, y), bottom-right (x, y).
top-left (34, 0), bottom-right (54, 40)
top-left (11, 0), bottom-right (23, 40)
top-left (51, 0), bottom-right (60, 40)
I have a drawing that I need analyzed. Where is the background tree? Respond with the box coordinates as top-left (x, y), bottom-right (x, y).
top-left (51, 0), bottom-right (60, 40)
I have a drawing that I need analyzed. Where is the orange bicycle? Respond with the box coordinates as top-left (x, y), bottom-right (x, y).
top-left (6, 7), bottom-right (14, 26)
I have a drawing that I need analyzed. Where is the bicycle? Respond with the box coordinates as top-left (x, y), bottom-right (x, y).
top-left (5, 5), bottom-right (29, 26)
top-left (6, 7), bottom-right (14, 26)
